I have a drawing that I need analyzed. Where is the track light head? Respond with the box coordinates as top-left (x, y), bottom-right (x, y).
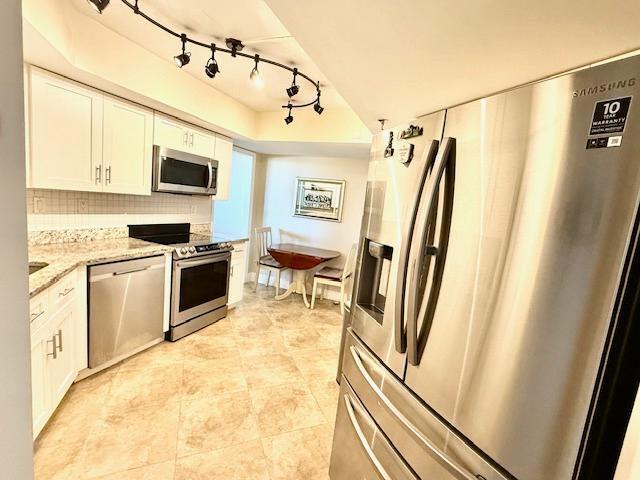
top-left (205, 59), bottom-right (220, 78)
top-left (284, 104), bottom-right (294, 125)
top-left (174, 34), bottom-right (191, 68)
top-left (286, 84), bottom-right (299, 98)
top-left (314, 102), bottom-right (324, 115)
top-left (86, 0), bottom-right (110, 13)
top-left (174, 53), bottom-right (191, 68)
top-left (250, 55), bottom-right (263, 87)
top-left (205, 44), bottom-right (220, 78)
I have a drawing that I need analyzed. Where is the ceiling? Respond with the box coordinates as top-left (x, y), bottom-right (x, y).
top-left (265, 0), bottom-right (640, 130)
top-left (69, 0), bottom-right (347, 112)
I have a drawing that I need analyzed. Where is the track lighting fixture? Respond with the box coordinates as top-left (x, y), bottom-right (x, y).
top-left (284, 104), bottom-right (294, 125)
top-left (286, 68), bottom-right (299, 97)
top-left (250, 55), bottom-right (263, 87)
top-left (174, 34), bottom-right (191, 68)
top-left (86, 0), bottom-right (110, 13)
top-left (205, 44), bottom-right (220, 78)
top-left (96, 1), bottom-right (323, 120)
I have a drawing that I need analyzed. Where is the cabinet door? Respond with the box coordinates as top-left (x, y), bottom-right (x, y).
top-left (30, 324), bottom-right (52, 438)
top-left (187, 128), bottom-right (216, 157)
top-left (228, 245), bottom-right (246, 305)
top-left (212, 135), bottom-right (233, 200)
top-left (154, 114), bottom-right (187, 151)
top-left (103, 96), bottom-right (153, 195)
top-left (29, 69), bottom-right (103, 192)
top-left (48, 302), bottom-right (77, 408)
top-left (228, 260), bottom-right (244, 305)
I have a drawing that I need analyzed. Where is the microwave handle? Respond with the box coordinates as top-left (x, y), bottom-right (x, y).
top-left (207, 161), bottom-right (213, 190)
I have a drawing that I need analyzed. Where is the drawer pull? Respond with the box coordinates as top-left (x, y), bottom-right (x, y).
top-left (47, 336), bottom-right (57, 360)
top-left (58, 287), bottom-right (74, 297)
top-left (56, 329), bottom-right (63, 353)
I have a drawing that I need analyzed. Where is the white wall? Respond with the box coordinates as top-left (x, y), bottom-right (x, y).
top-left (0, 0), bottom-right (35, 477)
top-left (250, 154), bottom-right (368, 296)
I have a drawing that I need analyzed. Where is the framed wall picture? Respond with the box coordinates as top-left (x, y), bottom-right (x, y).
top-left (293, 177), bottom-right (346, 222)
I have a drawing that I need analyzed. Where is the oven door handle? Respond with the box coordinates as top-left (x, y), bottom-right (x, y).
top-left (207, 161), bottom-right (213, 190)
top-left (175, 253), bottom-right (230, 269)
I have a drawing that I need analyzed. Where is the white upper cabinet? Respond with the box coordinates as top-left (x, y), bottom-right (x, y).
top-left (212, 135), bottom-right (233, 200)
top-left (28, 69), bottom-right (103, 191)
top-left (102, 96), bottom-right (153, 195)
top-left (27, 67), bottom-right (153, 195)
top-left (153, 114), bottom-right (215, 157)
top-left (154, 114), bottom-right (188, 151)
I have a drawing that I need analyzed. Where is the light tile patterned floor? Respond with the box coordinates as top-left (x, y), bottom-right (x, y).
top-left (34, 284), bottom-right (343, 480)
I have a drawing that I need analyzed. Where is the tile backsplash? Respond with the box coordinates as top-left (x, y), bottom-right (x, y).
top-left (26, 189), bottom-right (212, 231)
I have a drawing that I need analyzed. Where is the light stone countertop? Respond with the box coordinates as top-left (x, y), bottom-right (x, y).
top-left (28, 238), bottom-right (173, 298)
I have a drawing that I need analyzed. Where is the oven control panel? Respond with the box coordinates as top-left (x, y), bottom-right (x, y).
top-left (174, 242), bottom-right (234, 259)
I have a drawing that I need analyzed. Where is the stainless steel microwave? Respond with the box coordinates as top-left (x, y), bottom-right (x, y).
top-left (152, 145), bottom-right (218, 195)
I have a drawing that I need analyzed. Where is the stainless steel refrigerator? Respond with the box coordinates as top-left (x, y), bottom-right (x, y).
top-left (330, 55), bottom-right (640, 480)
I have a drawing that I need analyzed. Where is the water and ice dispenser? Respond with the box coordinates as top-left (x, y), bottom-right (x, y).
top-left (356, 239), bottom-right (393, 325)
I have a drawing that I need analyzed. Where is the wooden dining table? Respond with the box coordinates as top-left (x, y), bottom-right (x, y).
top-left (268, 243), bottom-right (340, 307)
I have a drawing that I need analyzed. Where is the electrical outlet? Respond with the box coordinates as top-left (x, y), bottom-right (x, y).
top-left (77, 198), bottom-right (89, 214)
top-left (33, 196), bottom-right (44, 214)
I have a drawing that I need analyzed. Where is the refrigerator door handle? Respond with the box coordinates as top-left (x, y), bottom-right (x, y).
top-left (407, 137), bottom-right (456, 366)
top-left (343, 393), bottom-right (394, 480)
top-left (350, 345), bottom-right (479, 480)
top-left (394, 139), bottom-right (440, 354)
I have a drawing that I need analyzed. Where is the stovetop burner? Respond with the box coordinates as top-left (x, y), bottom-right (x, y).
top-left (128, 223), bottom-right (233, 259)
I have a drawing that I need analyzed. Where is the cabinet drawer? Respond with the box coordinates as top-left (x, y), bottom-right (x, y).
top-left (49, 271), bottom-right (77, 313)
top-left (30, 290), bottom-right (49, 331)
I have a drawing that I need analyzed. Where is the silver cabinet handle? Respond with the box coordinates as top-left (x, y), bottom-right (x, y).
top-left (343, 394), bottom-right (393, 480)
top-left (230, 265), bottom-right (234, 276)
top-left (30, 310), bottom-right (45, 322)
top-left (96, 165), bottom-right (102, 184)
top-left (55, 329), bottom-right (63, 353)
top-left (105, 166), bottom-right (112, 185)
top-left (58, 287), bottom-right (74, 297)
top-left (189, 132), bottom-right (194, 147)
top-left (183, 131), bottom-right (188, 145)
top-left (47, 335), bottom-right (58, 360)
top-left (349, 346), bottom-right (478, 480)
top-left (113, 266), bottom-right (150, 276)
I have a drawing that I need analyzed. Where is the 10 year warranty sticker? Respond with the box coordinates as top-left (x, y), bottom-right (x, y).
top-left (586, 96), bottom-right (631, 149)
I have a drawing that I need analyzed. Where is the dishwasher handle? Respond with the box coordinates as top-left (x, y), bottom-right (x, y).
top-left (89, 256), bottom-right (165, 283)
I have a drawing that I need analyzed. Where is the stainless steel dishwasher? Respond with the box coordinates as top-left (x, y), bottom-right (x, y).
top-left (88, 255), bottom-right (165, 369)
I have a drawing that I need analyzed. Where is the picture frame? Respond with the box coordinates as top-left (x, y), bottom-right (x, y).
top-left (293, 177), bottom-right (346, 222)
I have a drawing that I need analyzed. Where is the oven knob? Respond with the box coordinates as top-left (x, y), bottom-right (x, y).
top-left (189, 246), bottom-right (196, 254)
top-left (180, 247), bottom-right (188, 255)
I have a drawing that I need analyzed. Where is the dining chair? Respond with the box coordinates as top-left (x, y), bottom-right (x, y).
top-left (311, 242), bottom-right (358, 314)
top-left (253, 226), bottom-right (288, 296)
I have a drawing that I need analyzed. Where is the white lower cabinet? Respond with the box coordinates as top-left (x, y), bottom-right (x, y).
top-left (228, 242), bottom-right (247, 306)
top-left (30, 268), bottom-right (86, 439)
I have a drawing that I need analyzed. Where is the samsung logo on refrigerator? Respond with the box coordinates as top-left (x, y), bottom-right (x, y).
top-left (573, 78), bottom-right (636, 97)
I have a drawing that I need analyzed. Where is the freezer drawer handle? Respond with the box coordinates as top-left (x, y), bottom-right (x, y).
top-left (394, 139), bottom-right (440, 354)
top-left (343, 393), bottom-right (394, 480)
top-left (350, 345), bottom-right (479, 480)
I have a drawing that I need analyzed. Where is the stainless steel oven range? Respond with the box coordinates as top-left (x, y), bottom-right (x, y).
top-left (129, 223), bottom-right (234, 341)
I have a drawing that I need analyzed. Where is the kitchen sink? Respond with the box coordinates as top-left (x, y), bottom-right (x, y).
top-left (29, 262), bottom-right (48, 275)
